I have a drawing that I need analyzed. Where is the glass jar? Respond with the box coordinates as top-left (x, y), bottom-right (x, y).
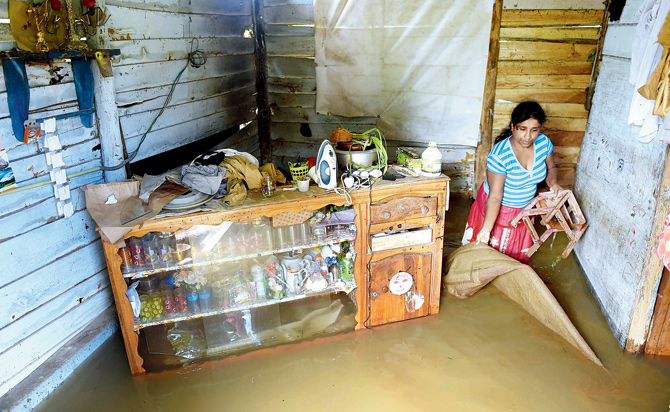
top-left (173, 287), bottom-right (188, 314)
top-left (126, 236), bottom-right (145, 268)
top-left (261, 175), bottom-right (277, 197)
top-left (157, 232), bottom-right (176, 267)
top-left (161, 286), bottom-right (176, 316)
top-left (117, 247), bottom-right (133, 273)
top-left (251, 217), bottom-right (273, 252)
top-left (141, 233), bottom-right (160, 268)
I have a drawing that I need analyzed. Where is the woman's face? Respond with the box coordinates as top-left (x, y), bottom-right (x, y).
top-left (511, 118), bottom-right (542, 148)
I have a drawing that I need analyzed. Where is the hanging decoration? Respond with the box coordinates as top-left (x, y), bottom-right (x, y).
top-left (8, 0), bottom-right (109, 52)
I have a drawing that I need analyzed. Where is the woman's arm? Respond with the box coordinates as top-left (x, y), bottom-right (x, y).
top-left (475, 170), bottom-right (506, 244)
top-left (545, 152), bottom-right (563, 195)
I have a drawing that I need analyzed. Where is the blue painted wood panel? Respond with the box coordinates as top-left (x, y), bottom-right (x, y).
top-left (0, 0), bottom-right (260, 398)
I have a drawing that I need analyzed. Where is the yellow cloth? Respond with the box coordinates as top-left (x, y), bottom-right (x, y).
top-left (220, 156), bottom-right (287, 207)
top-left (444, 242), bottom-right (603, 366)
top-left (639, 11), bottom-right (670, 117)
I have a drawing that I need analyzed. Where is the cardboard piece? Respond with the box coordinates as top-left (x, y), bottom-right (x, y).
top-left (444, 242), bottom-right (603, 367)
top-left (85, 180), bottom-right (189, 244)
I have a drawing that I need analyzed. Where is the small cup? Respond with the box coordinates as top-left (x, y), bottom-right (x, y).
top-left (297, 178), bottom-right (310, 192)
top-left (175, 243), bottom-right (192, 262)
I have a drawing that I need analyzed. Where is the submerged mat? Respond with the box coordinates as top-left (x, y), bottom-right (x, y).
top-left (444, 242), bottom-right (603, 367)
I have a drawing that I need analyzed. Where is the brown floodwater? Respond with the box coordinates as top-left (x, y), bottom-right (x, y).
top-left (36, 196), bottom-right (670, 412)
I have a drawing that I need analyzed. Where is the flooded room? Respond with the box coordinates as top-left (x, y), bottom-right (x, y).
top-left (2, 0), bottom-right (670, 411)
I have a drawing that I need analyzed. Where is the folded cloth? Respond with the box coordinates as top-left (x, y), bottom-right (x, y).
top-left (181, 164), bottom-right (227, 195)
top-left (444, 242), bottom-right (603, 366)
top-left (139, 169), bottom-right (182, 202)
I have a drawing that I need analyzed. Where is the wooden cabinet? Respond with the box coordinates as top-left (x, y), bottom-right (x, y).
top-left (101, 176), bottom-right (448, 374)
top-left (368, 251), bottom-right (433, 326)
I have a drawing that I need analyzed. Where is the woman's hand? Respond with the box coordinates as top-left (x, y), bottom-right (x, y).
top-left (475, 228), bottom-right (491, 245)
top-left (549, 182), bottom-right (564, 197)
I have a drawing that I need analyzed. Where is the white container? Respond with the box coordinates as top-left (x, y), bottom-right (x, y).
top-left (421, 142), bottom-right (442, 177)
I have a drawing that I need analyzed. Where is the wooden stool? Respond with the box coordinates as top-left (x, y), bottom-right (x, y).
top-left (509, 190), bottom-right (588, 259)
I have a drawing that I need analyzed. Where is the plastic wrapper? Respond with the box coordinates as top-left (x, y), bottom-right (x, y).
top-left (314, 0), bottom-right (491, 147)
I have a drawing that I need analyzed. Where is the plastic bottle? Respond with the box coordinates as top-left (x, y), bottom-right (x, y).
top-left (421, 142), bottom-right (442, 177)
top-left (186, 287), bottom-right (200, 313)
top-left (198, 284), bottom-right (212, 312)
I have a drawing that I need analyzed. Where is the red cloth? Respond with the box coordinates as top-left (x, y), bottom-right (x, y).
top-left (656, 210), bottom-right (670, 270)
top-left (462, 190), bottom-right (533, 263)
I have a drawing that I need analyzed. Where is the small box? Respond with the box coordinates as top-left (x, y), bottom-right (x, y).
top-left (396, 147), bottom-right (422, 171)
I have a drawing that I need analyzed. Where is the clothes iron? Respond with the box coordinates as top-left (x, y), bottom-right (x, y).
top-left (315, 140), bottom-right (337, 190)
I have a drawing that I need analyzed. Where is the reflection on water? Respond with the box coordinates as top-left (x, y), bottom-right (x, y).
top-left (35, 197), bottom-right (670, 412)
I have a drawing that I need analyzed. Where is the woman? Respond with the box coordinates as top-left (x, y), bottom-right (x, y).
top-left (462, 101), bottom-right (562, 263)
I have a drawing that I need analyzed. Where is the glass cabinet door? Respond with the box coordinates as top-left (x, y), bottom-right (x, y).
top-left (119, 205), bottom-right (359, 371)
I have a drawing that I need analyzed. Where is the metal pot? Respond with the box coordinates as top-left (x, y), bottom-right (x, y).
top-left (333, 148), bottom-right (378, 171)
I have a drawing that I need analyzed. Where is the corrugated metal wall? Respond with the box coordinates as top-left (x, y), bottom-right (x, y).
top-left (262, 0), bottom-right (474, 195)
top-left (0, 0), bottom-right (258, 396)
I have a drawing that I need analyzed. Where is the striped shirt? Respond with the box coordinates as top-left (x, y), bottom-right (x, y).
top-left (482, 133), bottom-right (554, 208)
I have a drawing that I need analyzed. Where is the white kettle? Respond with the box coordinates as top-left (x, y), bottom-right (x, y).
top-left (279, 253), bottom-right (304, 294)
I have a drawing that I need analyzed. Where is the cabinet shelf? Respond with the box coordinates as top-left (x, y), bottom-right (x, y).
top-left (134, 281), bottom-right (356, 331)
top-left (123, 233), bottom-right (357, 280)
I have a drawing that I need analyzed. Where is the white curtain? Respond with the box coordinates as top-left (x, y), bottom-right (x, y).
top-left (314, 0), bottom-right (493, 147)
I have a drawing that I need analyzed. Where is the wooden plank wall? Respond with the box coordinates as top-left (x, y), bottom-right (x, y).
top-left (493, 8), bottom-right (604, 188)
top-left (107, 0), bottom-right (259, 159)
top-left (0, 0), bottom-right (259, 397)
top-left (263, 0), bottom-right (474, 195)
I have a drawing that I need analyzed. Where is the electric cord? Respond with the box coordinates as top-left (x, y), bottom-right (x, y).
top-left (325, 173), bottom-right (379, 205)
top-left (99, 38), bottom-right (207, 171)
top-left (363, 179), bottom-right (374, 328)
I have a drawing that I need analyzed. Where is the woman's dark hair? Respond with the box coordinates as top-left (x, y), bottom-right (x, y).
top-left (494, 101), bottom-right (546, 144)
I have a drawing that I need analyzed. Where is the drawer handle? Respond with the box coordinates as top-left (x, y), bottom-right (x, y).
top-left (381, 286), bottom-right (389, 293)
top-left (383, 212), bottom-right (391, 219)
top-left (421, 205), bottom-right (429, 214)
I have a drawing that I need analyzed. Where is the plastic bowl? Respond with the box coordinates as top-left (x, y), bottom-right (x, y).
top-left (333, 148), bottom-right (378, 170)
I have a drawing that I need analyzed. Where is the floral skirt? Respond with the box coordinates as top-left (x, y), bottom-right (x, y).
top-left (461, 190), bottom-right (533, 264)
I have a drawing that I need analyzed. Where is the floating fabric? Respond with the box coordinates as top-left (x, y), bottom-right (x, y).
top-left (444, 242), bottom-right (603, 367)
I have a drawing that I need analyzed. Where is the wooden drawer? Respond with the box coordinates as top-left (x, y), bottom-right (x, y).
top-left (370, 195), bottom-right (438, 224)
top-left (368, 251), bottom-right (432, 327)
top-left (370, 228), bottom-right (432, 252)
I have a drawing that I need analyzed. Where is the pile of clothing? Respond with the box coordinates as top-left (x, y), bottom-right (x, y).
top-left (140, 149), bottom-right (287, 207)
